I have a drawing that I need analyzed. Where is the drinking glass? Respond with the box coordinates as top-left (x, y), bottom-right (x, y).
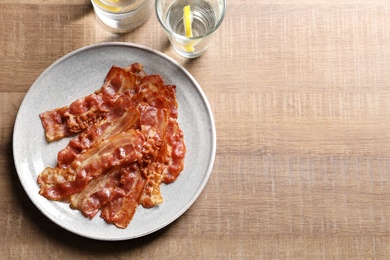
top-left (91, 0), bottom-right (153, 33)
top-left (156, 0), bottom-right (226, 58)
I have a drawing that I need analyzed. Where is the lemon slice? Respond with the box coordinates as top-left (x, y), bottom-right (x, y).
top-left (183, 5), bottom-right (194, 52)
top-left (95, 0), bottom-right (122, 12)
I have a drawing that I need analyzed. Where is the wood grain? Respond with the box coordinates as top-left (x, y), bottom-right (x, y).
top-left (1, 0), bottom-right (390, 259)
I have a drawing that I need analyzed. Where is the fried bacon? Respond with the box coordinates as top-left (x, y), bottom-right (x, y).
top-left (161, 119), bottom-right (186, 183)
top-left (39, 64), bottom-right (144, 142)
top-left (38, 129), bottom-right (145, 201)
top-left (38, 63), bottom-right (186, 228)
top-left (70, 163), bottom-right (146, 228)
top-left (100, 164), bottom-right (146, 228)
top-left (132, 75), bottom-right (178, 119)
top-left (138, 105), bottom-right (169, 208)
top-left (56, 94), bottom-right (140, 168)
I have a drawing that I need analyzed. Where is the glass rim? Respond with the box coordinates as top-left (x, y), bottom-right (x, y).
top-left (155, 0), bottom-right (227, 41)
top-left (91, 0), bottom-right (149, 15)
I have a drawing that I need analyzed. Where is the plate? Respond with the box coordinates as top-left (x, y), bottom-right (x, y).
top-left (13, 43), bottom-right (216, 240)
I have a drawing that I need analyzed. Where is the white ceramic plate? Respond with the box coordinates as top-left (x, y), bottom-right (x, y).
top-left (13, 43), bottom-right (216, 240)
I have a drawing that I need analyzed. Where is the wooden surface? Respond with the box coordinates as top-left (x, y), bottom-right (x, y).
top-left (1, 0), bottom-right (390, 258)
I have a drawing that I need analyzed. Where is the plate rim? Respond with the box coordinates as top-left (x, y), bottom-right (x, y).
top-left (12, 42), bottom-right (217, 240)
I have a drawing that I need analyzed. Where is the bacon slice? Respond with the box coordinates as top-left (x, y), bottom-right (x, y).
top-left (40, 64), bottom-right (145, 142)
top-left (40, 93), bottom-right (108, 142)
top-left (39, 106), bottom-right (74, 142)
top-left (161, 119), bottom-right (186, 183)
top-left (70, 163), bottom-right (146, 229)
top-left (132, 75), bottom-right (178, 119)
top-left (139, 119), bottom-right (186, 208)
top-left (70, 166), bottom-right (126, 218)
top-left (132, 77), bottom-right (185, 184)
top-left (100, 163), bottom-right (146, 228)
top-left (38, 129), bottom-right (145, 201)
top-left (95, 66), bottom-right (136, 98)
top-left (138, 105), bottom-right (169, 208)
top-left (56, 93), bottom-right (140, 168)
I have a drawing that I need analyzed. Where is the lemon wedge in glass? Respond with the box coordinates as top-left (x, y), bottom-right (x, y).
top-left (183, 5), bottom-right (193, 37)
top-left (95, 0), bottom-right (122, 12)
top-left (183, 5), bottom-right (194, 52)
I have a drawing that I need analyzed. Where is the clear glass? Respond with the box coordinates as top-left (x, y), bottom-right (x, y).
top-left (91, 0), bottom-right (153, 33)
top-left (156, 0), bottom-right (226, 58)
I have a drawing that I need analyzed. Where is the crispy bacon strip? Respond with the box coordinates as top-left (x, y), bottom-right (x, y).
top-left (70, 163), bottom-right (146, 228)
top-left (39, 106), bottom-right (72, 142)
top-left (40, 93), bottom-right (109, 142)
top-left (100, 163), bottom-right (146, 228)
top-left (132, 75), bottom-right (178, 119)
top-left (95, 66), bottom-right (136, 98)
top-left (38, 129), bottom-right (145, 201)
top-left (70, 166), bottom-right (125, 218)
top-left (138, 105), bottom-right (169, 208)
top-left (139, 119), bottom-right (186, 207)
top-left (132, 76), bottom-right (185, 184)
top-left (161, 119), bottom-right (186, 183)
top-left (56, 93), bottom-right (140, 168)
top-left (40, 64), bottom-right (144, 142)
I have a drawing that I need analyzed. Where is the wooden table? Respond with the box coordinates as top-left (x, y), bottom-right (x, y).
top-left (1, 0), bottom-right (390, 258)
